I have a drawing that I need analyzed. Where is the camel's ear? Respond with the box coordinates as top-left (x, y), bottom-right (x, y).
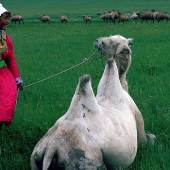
top-left (128, 38), bottom-right (133, 46)
top-left (128, 38), bottom-right (133, 43)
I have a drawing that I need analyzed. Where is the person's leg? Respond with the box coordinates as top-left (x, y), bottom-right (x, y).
top-left (5, 122), bottom-right (11, 128)
top-left (0, 122), bottom-right (4, 129)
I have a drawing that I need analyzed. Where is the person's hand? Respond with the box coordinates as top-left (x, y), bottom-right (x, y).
top-left (16, 76), bottom-right (24, 91)
top-left (17, 83), bottom-right (23, 91)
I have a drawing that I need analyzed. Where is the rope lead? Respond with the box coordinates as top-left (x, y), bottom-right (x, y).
top-left (24, 51), bottom-right (97, 88)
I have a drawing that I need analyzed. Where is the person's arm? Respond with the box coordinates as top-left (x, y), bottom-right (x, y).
top-left (3, 36), bottom-right (23, 89)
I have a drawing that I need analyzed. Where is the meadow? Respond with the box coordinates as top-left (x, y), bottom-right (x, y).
top-left (0, 0), bottom-right (170, 170)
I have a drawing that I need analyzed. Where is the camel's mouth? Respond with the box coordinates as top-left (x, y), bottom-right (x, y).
top-left (118, 48), bottom-right (131, 55)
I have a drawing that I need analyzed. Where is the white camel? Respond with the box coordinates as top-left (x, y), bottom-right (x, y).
top-left (31, 35), bottom-right (155, 170)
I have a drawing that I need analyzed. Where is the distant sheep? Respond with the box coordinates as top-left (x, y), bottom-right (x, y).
top-left (100, 10), bottom-right (120, 23)
top-left (83, 16), bottom-right (92, 23)
top-left (11, 15), bottom-right (24, 24)
top-left (40, 15), bottom-right (51, 23)
top-left (60, 16), bottom-right (69, 23)
top-left (139, 11), bottom-right (155, 22)
top-left (155, 12), bottom-right (170, 22)
top-left (118, 15), bottom-right (129, 23)
top-left (130, 11), bottom-right (140, 22)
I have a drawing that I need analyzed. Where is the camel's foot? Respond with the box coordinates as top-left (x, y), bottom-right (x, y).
top-left (146, 133), bottom-right (156, 146)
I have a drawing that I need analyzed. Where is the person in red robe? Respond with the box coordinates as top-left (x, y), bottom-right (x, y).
top-left (0, 3), bottom-right (23, 127)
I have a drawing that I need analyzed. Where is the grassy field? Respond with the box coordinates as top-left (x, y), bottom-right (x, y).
top-left (2, 0), bottom-right (170, 18)
top-left (0, 0), bottom-right (170, 170)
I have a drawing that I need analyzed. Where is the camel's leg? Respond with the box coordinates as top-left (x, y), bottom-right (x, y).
top-left (134, 110), bottom-right (147, 145)
top-left (135, 110), bottom-right (156, 146)
top-left (129, 101), bottom-right (156, 146)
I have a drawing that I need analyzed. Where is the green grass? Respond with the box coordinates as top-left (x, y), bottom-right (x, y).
top-left (0, 0), bottom-right (170, 170)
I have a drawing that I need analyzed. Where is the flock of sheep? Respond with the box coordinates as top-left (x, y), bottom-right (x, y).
top-left (10, 9), bottom-right (170, 24)
top-left (100, 9), bottom-right (170, 23)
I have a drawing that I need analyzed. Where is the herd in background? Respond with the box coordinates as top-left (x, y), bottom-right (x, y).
top-left (10, 9), bottom-right (170, 24)
top-left (100, 9), bottom-right (170, 23)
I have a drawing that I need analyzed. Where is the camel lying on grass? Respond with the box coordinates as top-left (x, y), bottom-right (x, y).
top-left (31, 35), bottom-right (155, 170)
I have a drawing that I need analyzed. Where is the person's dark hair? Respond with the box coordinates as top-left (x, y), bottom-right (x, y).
top-left (1, 11), bottom-right (11, 18)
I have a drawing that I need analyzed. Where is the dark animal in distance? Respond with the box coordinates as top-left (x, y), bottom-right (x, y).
top-left (40, 15), bottom-right (51, 23)
top-left (11, 15), bottom-right (24, 24)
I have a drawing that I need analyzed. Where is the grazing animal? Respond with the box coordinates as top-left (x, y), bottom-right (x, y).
top-left (100, 10), bottom-right (120, 23)
top-left (118, 15), bottom-right (129, 24)
top-left (155, 12), bottom-right (170, 22)
top-left (31, 35), bottom-right (155, 170)
top-left (83, 16), bottom-right (92, 23)
top-left (40, 15), bottom-right (51, 23)
top-left (110, 11), bottom-right (120, 23)
top-left (100, 13), bottom-right (110, 22)
top-left (60, 16), bottom-right (69, 23)
top-left (139, 11), bottom-right (155, 23)
top-left (130, 11), bottom-right (140, 22)
top-left (11, 15), bottom-right (24, 24)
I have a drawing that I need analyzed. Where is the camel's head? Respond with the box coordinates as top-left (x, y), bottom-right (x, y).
top-left (95, 35), bottom-right (133, 79)
top-left (95, 35), bottom-right (132, 58)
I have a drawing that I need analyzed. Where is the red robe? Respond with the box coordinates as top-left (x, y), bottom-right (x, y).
top-left (0, 35), bottom-right (20, 125)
